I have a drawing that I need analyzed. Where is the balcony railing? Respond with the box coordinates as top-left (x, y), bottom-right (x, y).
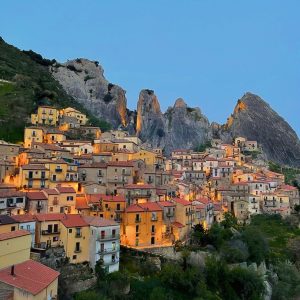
top-left (98, 246), bottom-right (120, 254)
top-left (55, 168), bottom-right (63, 173)
top-left (97, 234), bottom-right (120, 241)
top-left (135, 219), bottom-right (141, 223)
top-left (74, 247), bottom-right (82, 253)
top-left (75, 233), bottom-right (82, 238)
top-left (36, 203), bottom-right (44, 209)
top-left (42, 230), bottom-right (60, 235)
top-left (151, 217), bottom-right (158, 222)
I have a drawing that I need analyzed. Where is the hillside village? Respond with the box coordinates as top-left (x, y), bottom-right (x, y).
top-left (0, 104), bottom-right (299, 299)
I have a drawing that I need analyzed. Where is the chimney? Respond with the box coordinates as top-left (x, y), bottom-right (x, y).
top-left (11, 265), bottom-right (15, 276)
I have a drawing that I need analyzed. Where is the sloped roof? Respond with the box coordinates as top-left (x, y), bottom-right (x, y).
top-left (0, 229), bottom-right (30, 241)
top-left (0, 260), bottom-right (59, 295)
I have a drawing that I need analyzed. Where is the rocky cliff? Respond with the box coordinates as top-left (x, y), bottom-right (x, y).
top-left (50, 59), bottom-right (127, 128)
top-left (50, 58), bottom-right (300, 166)
top-left (136, 90), bottom-right (212, 154)
top-left (216, 92), bottom-right (300, 167)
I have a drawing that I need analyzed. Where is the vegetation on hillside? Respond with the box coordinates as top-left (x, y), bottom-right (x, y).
top-left (0, 37), bottom-right (110, 142)
top-left (74, 214), bottom-right (300, 300)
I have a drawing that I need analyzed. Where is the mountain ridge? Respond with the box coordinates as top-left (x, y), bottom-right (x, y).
top-left (0, 37), bottom-right (299, 166)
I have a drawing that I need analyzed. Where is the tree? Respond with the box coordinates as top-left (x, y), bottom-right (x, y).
top-left (221, 212), bottom-right (238, 229)
top-left (95, 259), bottom-right (107, 287)
top-left (272, 262), bottom-right (300, 300)
top-left (149, 287), bottom-right (170, 300)
top-left (221, 239), bottom-right (249, 263)
top-left (242, 227), bottom-right (269, 264)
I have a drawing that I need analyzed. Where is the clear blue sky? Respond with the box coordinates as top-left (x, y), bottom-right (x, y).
top-left (1, 0), bottom-right (299, 136)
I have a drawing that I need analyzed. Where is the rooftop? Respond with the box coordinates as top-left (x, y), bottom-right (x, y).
top-left (0, 230), bottom-right (30, 241)
top-left (0, 260), bottom-right (59, 295)
top-left (83, 216), bottom-right (119, 227)
top-left (61, 214), bottom-right (88, 228)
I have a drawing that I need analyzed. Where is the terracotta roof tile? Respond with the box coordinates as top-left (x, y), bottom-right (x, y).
top-left (61, 214), bottom-right (88, 228)
top-left (27, 191), bottom-right (48, 201)
top-left (35, 213), bottom-right (65, 222)
top-left (83, 216), bottom-right (118, 227)
top-left (11, 214), bottom-right (35, 223)
top-left (75, 196), bottom-right (89, 210)
top-left (55, 186), bottom-right (76, 193)
top-left (158, 201), bottom-right (176, 207)
top-left (173, 198), bottom-right (191, 206)
top-left (0, 259), bottom-right (59, 295)
top-left (0, 230), bottom-right (30, 241)
top-left (43, 188), bottom-right (60, 195)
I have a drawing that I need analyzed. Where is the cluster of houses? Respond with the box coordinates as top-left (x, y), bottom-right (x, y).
top-left (0, 104), bottom-right (299, 299)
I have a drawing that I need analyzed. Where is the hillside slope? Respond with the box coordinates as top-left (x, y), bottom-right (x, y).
top-left (0, 37), bottom-right (110, 142)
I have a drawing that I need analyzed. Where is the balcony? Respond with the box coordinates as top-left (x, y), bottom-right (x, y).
top-left (151, 217), bottom-right (158, 222)
top-left (151, 231), bottom-right (156, 235)
top-left (97, 234), bottom-right (120, 241)
top-left (98, 246), bottom-right (120, 254)
top-left (55, 168), bottom-right (63, 173)
top-left (74, 247), bottom-right (82, 253)
top-left (42, 230), bottom-right (60, 235)
top-left (75, 232), bottom-right (82, 238)
top-left (135, 218), bottom-right (141, 223)
top-left (114, 218), bottom-right (122, 223)
top-left (97, 173), bottom-right (103, 177)
top-left (7, 202), bottom-right (16, 208)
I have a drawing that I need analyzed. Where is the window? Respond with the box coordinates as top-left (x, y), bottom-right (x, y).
top-left (73, 255), bottom-right (77, 260)
top-left (136, 225), bottom-right (139, 233)
top-left (11, 226), bottom-right (16, 231)
top-left (151, 225), bottom-right (155, 233)
top-left (112, 229), bottom-right (116, 237)
top-left (76, 228), bottom-right (81, 237)
top-left (112, 241), bottom-right (116, 250)
top-left (75, 242), bottom-right (80, 252)
top-left (67, 196), bottom-right (73, 201)
top-left (53, 236), bottom-right (59, 242)
top-left (49, 207), bottom-right (53, 212)
top-left (69, 229), bottom-right (72, 233)
top-left (16, 198), bottom-right (23, 203)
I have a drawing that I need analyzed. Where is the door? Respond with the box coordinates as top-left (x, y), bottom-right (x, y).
top-left (151, 237), bottom-right (155, 245)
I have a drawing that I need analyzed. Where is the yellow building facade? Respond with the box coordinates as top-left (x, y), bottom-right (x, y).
top-left (0, 230), bottom-right (31, 269)
top-left (31, 106), bottom-right (59, 126)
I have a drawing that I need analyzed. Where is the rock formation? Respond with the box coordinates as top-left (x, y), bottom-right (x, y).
top-left (136, 90), bottom-right (212, 154)
top-left (217, 92), bottom-right (300, 167)
top-left (50, 58), bottom-right (300, 166)
top-left (50, 59), bottom-right (127, 128)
